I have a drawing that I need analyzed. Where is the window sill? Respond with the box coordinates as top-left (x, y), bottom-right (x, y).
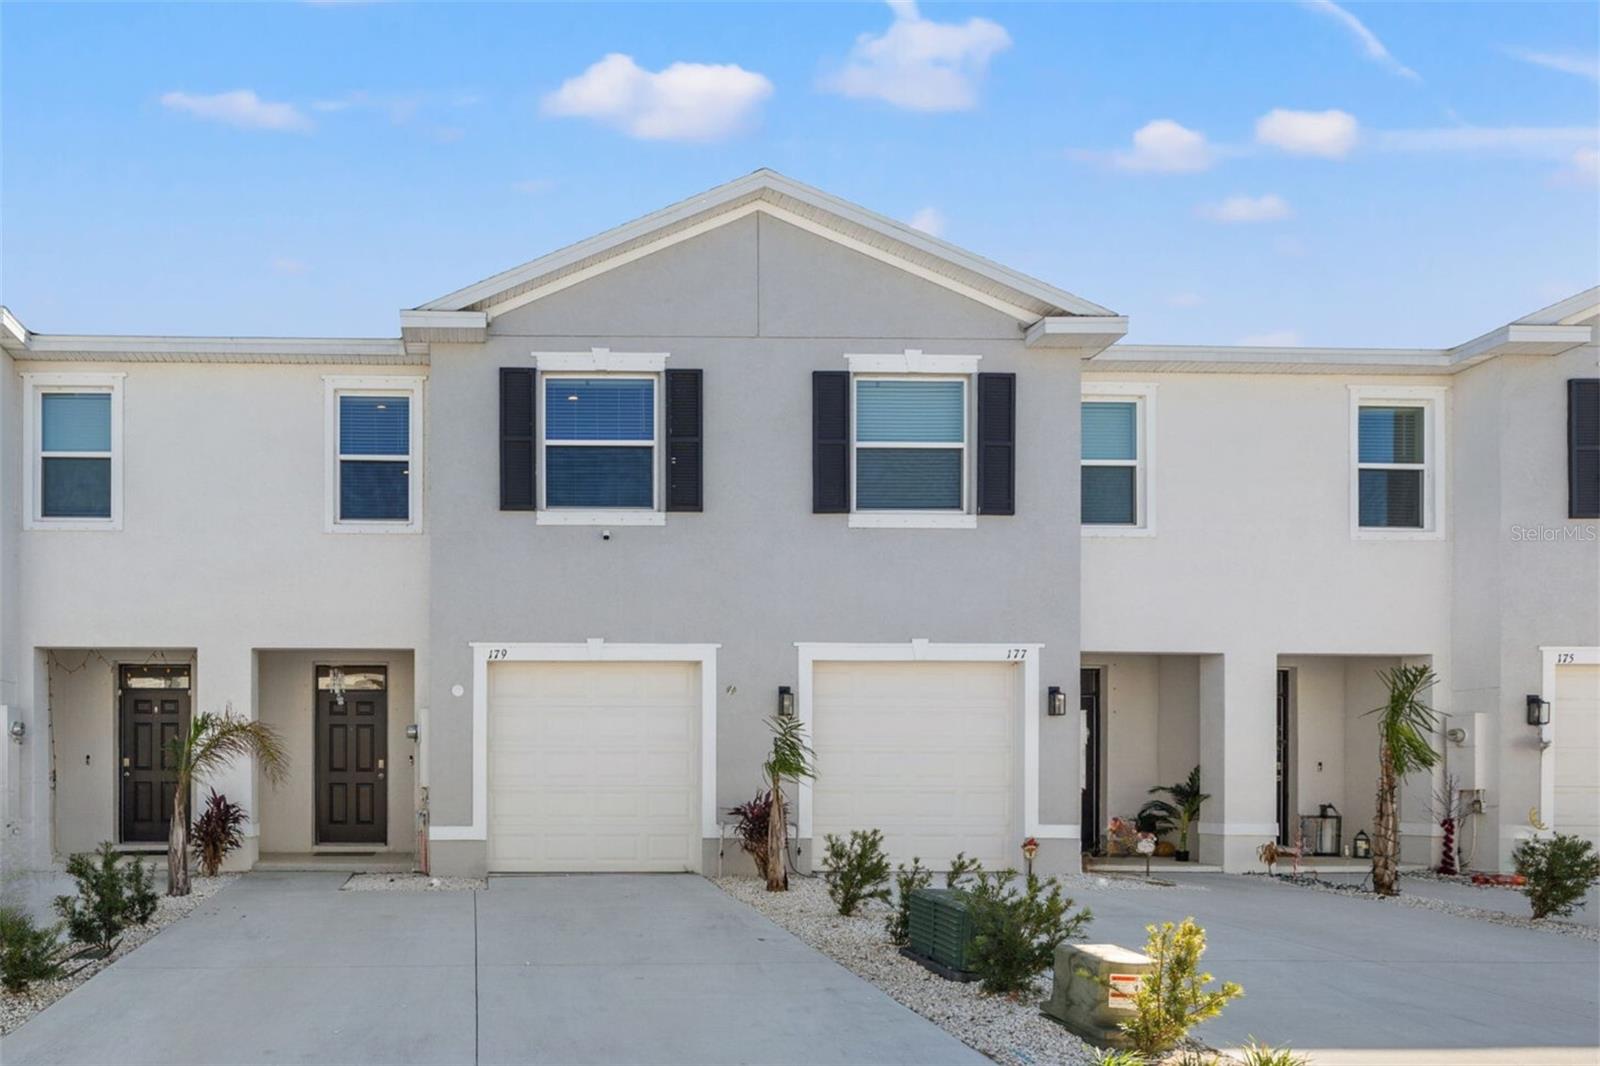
top-left (25, 517), bottom-right (121, 531)
top-left (536, 509), bottom-right (666, 526)
top-left (848, 512), bottom-right (977, 529)
top-left (1082, 525), bottom-right (1154, 538)
top-left (1352, 527), bottom-right (1445, 542)
top-left (326, 520), bottom-right (422, 535)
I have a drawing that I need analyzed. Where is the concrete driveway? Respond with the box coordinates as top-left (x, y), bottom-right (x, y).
top-left (1073, 872), bottom-right (1600, 1064)
top-left (0, 872), bottom-right (983, 1066)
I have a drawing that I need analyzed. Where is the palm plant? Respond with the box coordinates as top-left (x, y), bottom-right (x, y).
top-left (166, 710), bottom-right (287, 896)
top-left (762, 715), bottom-right (815, 892)
top-left (1366, 664), bottom-right (1440, 896)
top-left (1147, 766), bottom-right (1209, 861)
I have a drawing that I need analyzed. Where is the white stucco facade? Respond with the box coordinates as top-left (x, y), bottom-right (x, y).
top-left (0, 172), bottom-right (1595, 878)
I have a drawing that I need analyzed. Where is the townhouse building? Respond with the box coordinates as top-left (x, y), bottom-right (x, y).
top-left (1, 171), bottom-right (1595, 879)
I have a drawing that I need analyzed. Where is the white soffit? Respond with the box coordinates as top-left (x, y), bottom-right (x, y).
top-left (414, 169), bottom-right (1116, 325)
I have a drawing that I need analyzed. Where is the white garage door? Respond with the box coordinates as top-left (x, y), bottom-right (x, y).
top-left (487, 661), bottom-right (700, 872)
top-left (811, 661), bottom-right (1015, 870)
top-left (1554, 663), bottom-right (1600, 849)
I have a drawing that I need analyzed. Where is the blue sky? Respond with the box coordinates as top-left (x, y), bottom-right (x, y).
top-left (2, 1), bottom-right (1596, 346)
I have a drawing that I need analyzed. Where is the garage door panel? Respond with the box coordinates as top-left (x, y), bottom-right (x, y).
top-left (1554, 664), bottom-right (1600, 848)
top-left (487, 660), bottom-right (700, 872)
top-left (813, 661), bottom-right (1016, 870)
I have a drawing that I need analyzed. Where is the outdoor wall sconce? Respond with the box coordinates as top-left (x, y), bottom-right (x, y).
top-left (1047, 685), bottom-right (1067, 716)
top-left (405, 724), bottom-right (420, 741)
top-left (1526, 694), bottom-right (1551, 727)
top-left (7, 720), bottom-right (24, 742)
top-left (777, 685), bottom-right (795, 719)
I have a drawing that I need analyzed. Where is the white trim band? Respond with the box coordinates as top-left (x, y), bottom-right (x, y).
top-left (532, 348), bottom-right (669, 373)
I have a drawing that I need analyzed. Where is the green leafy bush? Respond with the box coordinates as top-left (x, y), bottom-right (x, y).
top-left (945, 851), bottom-right (983, 889)
top-left (0, 905), bottom-right (67, 992)
top-left (1090, 1049), bottom-right (1148, 1066)
top-left (54, 842), bottom-right (157, 953)
top-left (1513, 833), bottom-right (1600, 919)
top-left (886, 857), bottom-right (932, 945)
top-left (821, 829), bottom-right (891, 916)
top-left (1121, 917), bottom-right (1242, 1056)
top-left (963, 868), bottom-right (1092, 995)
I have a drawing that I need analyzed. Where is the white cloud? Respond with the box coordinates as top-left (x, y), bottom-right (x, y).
top-left (1301, 0), bottom-right (1420, 81)
top-left (270, 257), bottom-right (310, 276)
top-left (160, 90), bottom-right (313, 133)
top-left (512, 179), bottom-right (557, 195)
top-left (1555, 147), bottom-right (1600, 186)
top-left (907, 206), bottom-right (946, 236)
top-left (1168, 291), bottom-right (1204, 309)
top-left (1508, 48), bottom-right (1600, 82)
top-left (1239, 329), bottom-right (1303, 347)
top-left (541, 53), bottom-right (773, 141)
top-left (1113, 119), bottom-right (1214, 173)
top-left (1255, 108), bottom-right (1359, 158)
top-left (821, 0), bottom-right (1011, 112)
top-left (1199, 194), bottom-right (1293, 223)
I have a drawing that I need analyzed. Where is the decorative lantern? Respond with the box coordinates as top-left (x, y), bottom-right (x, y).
top-left (777, 685), bottom-right (795, 719)
top-left (1352, 830), bottom-right (1371, 859)
top-left (1526, 694), bottom-right (1551, 727)
top-left (1047, 686), bottom-right (1067, 716)
top-left (1300, 804), bottom-right (1342, 857)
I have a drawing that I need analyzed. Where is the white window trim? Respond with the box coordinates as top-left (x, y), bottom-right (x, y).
top-left (1081, 381), bottom-right (1156, 538)
top-left (22, 372), bottom-right (125, 531)
top-left (847, 363), bottom-right (975, 530)
top-left (536, 370), bottom-right (663, 526)
top-left (532, 348), bottom-right (668, 374)
top-left (431, 640), bottom-right (721, 849)
top-left (323, 375), bottom-right (424, 534)
top-left (792, 640), bottom-right (1073, 842)
top-left (1349, 385), bottom-right (1446, 541)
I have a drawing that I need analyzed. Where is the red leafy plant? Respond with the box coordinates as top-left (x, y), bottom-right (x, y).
top-left (190, 790), bottom-right (247, 877)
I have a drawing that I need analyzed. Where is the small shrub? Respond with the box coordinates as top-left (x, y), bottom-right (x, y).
top-left (946, 851), bottom-right (983, 889)
top-left (821, 829), bottom-right (892, 916)
top-left (1120, 917), bottom-right (1242, 1056)
top-left (964, 868), bottom-right (1092, 995)
top-left (1512, 833), bottom-right (1600, 920)
top-left (1238, 1039), bottom-right (1309, 1066)
top-left (886, 857), bottom-right (932, 945)
top-left (54, 842), bottom-right (156, 953)
top-left (191, 790), bottom-right (247, 877)
top-left (0, 905), bottom-right (67, 992)
top-left (727, 791), bottom-right (773, 881)
top-left (1090, 1050), bottom-right (1148, 1066)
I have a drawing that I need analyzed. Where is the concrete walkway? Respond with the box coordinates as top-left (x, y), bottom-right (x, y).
top-left (1074, 872), bottom-right (1600, 1064)
top-left (0, 872), bottom-right (984, 1066)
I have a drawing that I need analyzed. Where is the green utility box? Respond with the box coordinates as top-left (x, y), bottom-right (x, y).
top-left (905, 888), bottom-right (978, 977)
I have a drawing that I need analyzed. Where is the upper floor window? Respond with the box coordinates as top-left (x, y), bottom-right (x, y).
top-left (1081, 382), bottom-right (1154, 535)
top-left (324, 376), bottom-right (423, 533)
top-left (854, 378), bottom-right (966, 512)
top-left (1350, 385), bottom-right (1445, 539)
top-left (541, 375), bottom-right (657, 510)
top-left (24, 372), bottom-right (123, 530)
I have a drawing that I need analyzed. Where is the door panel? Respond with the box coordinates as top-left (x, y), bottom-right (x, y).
top-left (1080, 668), bottom-right (1101, 854)
top-left (119, 666), bottom-right (190, 843)
top-left (316, 667), bottom-right (388, 845)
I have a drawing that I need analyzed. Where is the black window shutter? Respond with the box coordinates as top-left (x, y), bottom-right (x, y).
top-left (1571, 378), bottom-right (1600, 519)
top-left (665, 368), bottom-right (703, 512)
top-left (813, 371), bottom-right (850, 513)
top-left (976, 372), bottom-right (1016, 515)
top-left (500, 368), bottom-right (536, 510)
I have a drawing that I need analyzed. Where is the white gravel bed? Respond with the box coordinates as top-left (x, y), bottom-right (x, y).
top-left (340, 873), bottom-right (485, 892)
top-left (1, 873), bottom-right (240, 1036)
top-left (1249, 872), bottom-right (1599, 941)
top-left (714, 875), bottom-right (1102, 1066)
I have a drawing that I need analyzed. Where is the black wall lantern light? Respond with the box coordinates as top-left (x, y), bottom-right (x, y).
top-left (1526, 694), bottom-right (1551, 727)
top-left (1047, 685), bottom-right (1067, 717)
top-left (777, 685), bottom-right (796, 719)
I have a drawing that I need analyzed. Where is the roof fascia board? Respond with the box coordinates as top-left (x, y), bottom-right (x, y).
top-left (418, 170), bottom-right (1114, 321)
top-left (1025, 315), bottom-right (1130, 355)
top-left (15, 333), bottom-right (412, 364)
top-left (1515, 286), bottom-right (1600, 326)
top-left (0, 307), bottom-right (29, 349)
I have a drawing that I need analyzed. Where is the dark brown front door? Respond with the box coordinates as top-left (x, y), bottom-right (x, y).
top-left (119, 666), bottom-right (191, 843)
top-left (315, 667), bottom-right (387, 845)
top-left (1080, 668), bottom-right (1102, 854)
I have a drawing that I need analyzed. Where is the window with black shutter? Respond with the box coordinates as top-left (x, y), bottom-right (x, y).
top-left (976, 372), bottom-right (1016, 515)
top-left (665, 368), bottom-right (703, 512)
top-left (1571, 378), bottom-right (1600, 519)
top-left (813, 371), bottom-right (850, 513)
top-left (500, 368), bottom-right (536, 510)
